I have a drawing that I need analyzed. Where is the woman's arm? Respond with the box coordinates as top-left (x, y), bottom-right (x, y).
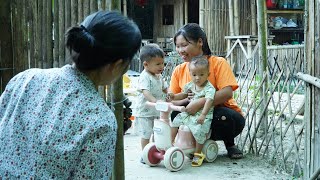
top-left (185, 86), bottom-right (233, 114)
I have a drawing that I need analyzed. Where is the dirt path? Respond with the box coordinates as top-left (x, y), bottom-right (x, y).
top-left (124, 127), bottom-right (291, 180)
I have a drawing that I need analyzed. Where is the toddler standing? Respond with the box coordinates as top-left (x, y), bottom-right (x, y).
top-left (135, 44), bottom-right (168, 163)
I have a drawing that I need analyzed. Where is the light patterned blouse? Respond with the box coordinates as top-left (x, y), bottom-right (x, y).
top-left (0, 65), bottom-right (117, 179)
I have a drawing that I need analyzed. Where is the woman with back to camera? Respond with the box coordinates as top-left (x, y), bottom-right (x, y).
top-left (0, 11), bottom-right (141, 179)
top-left (170, 23), bottom-right (245, 159)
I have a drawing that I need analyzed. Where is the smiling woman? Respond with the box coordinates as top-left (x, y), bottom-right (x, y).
top-left (0, 11), bottom-right (141, 179)
top-left (170, 23), bottom-right (245, 160)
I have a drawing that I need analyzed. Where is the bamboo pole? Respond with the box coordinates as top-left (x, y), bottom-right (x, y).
top-left (58, 0), bottom-right (65, 67)
top-left (199, 0), bottom-right (205, 28)
top-left (251, 0), bottom-right (257, 35)
top-left (233, 0), bottom-right (239, 35)
top-left (22, 0), bottom-right (29, 70)
top-left (71, 0), bottom-right (78, 25)
top-left (53, 0), bottom-right (60, 67)
top-left (123, 0), bottom-right (127, 17)
top-left (228, 0), bottom-right (234, 36)
top-left (47, 0), bottom-right (53, 68)
top-left (78, 0), bottom-right (84, 22)
top-left (83, 0), bottom-right (90, 17)
top-left (110, 1), bottom-right (124, 180)
top-left (41, 0), bottom-right (46, 68)
top-left (296, 72), bottom-right (320, 88)
top-left (257, 0), bottom-right (268, 135)
top-left (0, 0), bottom-right (14, 93)
top-left (304, 0), bottom-right (312, 178)
top-left (90, 0), bottom-right (98, 13)
top-left (184, 0), bottom-right (188, 24)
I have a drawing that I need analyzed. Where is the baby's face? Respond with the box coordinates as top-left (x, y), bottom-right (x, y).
top-left (145, 57), bottom-right (165, 75)
top-left (189, 64), bottom-right (209, 87)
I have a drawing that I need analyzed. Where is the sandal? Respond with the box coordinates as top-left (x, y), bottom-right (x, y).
top-left (227, 146), bottom-right (243, 159)
top-left (191, 152), bottom-right (205, 167)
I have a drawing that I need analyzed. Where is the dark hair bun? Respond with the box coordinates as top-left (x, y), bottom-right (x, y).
top-left (65, 26), bottom-right (95, 54)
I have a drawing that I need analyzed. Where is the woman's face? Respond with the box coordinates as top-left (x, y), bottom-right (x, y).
top-left (101, 60), bottom-right (130, 85)
top-left (175, 35), bottom-right (203, 62)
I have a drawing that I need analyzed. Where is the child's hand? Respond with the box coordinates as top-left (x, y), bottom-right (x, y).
top-left (187, 89), bottom-right (194, 100)
top-left (166, 93), bottom-right (175, 102)
top-left (197, 114), bottom-right (206, 124)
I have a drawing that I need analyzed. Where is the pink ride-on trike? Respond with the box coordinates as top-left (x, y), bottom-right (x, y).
top-left (142, 101), bottom-right (219, 172)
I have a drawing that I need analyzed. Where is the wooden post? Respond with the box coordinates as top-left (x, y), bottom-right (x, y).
top-left (257, 0), bottom-right (268, 134)
top-left (304, 0), bottom-right (320, 179)
top-left (111, 1), bottom-right (125, 180)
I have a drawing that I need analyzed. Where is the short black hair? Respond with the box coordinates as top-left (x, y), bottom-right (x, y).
top-left (139, 43), bottom-right (165, 62)
top-left (189, 56), bottom-right (209, 70)
top-left (174, 23), bottom-right (212, 55)
top-left (65, 11), bottom-right (142, 71)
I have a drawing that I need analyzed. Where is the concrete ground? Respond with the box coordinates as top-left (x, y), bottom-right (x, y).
top-left (123, 127), bottom-right (291, 180)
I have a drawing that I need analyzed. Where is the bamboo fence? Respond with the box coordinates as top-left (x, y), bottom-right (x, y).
top-left (228, 35), bottom-right (306, 177)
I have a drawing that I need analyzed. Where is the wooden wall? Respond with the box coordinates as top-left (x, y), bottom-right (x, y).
top-left (0, 0), bottom-right (110, 94)
top-left (153, 0), bottom-right (185, 41)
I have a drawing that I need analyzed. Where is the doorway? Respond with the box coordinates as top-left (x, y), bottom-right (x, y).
top-left (188, 0), bottom-right (199, 24)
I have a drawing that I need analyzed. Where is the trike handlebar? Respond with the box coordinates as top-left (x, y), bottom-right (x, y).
top-left (146, 101), bottom-right (185, 112)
